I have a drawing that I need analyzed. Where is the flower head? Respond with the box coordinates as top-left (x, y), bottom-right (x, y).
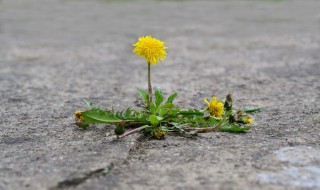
top-left (153, 129), bottom-right (167, 139)
top-left (204, 97), bottom-right (224, 118)
top-left (133, 36), bottom-right (167, 64)
top-left (74, 110), bottom-right (84, 122)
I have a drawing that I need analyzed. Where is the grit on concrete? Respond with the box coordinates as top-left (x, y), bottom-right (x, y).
top-left (0, 0), bottom-right (320, 189)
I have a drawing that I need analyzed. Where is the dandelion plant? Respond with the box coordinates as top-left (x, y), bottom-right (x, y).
top-left (73, 36), bottom-right (260, 139)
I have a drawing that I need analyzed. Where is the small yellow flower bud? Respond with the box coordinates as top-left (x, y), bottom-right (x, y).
top-left (74, 110), bottom-right (84, 122)
top-left (238, 115), bottom-right (252, 124)
top-left (153, 129), bottom-right (167, 139)
top-left (246, 117), bottom-right (253, 124)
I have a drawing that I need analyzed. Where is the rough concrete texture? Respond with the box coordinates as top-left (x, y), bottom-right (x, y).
top-left (0, 0), bottom-right (320, 189)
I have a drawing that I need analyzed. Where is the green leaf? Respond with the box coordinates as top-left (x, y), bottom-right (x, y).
top-left (219, 124), bottom-right (251, 133)
top-left (124, 108), bottom-right (132, 118)
top-left (83, 100), bottom-right (100, 109)
top-left (149, 102), bottom-right (157, 115)
top-left (179, 109), bottom-right (204, 117)
top-left (139, 125), bottom-right (153, 131)
top-left (82, 109), bottom-right (127, 124)
top-left (207, 117), bottom-right (221, 125)
top-left (166, 92), bottom-right (178, 104)
top-left (136, 88), bottom-right (149, 105)
top-left (158, 109), bottom-right (168, 117)
top-left (170, 122), bottom-right (186, 131)
top-left (75, 122), bottom-right (89, 129)
top-left (149, 115), bottom-right (163, 125)
top-left (241, 106), bottom-right (261, 113)
top-left (155, 88), bottom-right (164, 107)
top-left (161, 103), bottom-right (176, 109)
top-left (170, 122), bottom-right (185, 127)
top-left (160, 126), bottom-right (169, 132)
top-left (157, 103), bottom-right (180, 117)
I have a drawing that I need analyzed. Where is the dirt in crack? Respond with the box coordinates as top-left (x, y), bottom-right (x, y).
top-left (49, 164), bottom-right (114, 190)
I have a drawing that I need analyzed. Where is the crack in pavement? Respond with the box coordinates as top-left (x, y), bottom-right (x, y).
top-left (48, 135), bottom-right (148, 190)
top-left (48, 164), bottom-right (112, 190)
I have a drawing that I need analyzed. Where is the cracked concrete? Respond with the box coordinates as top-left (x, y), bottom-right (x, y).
top-left (0, 0), bottom-right (320, 189)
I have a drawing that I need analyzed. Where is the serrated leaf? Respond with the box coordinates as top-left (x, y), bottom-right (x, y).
top-left (136, 88), bottom-right (149, 105)
top-left (179, 109), bottom-right (204, 117)
top-left (83, 99), bottom-right (100, 109)
top-left (149, 115), bottom-right (163, 125)
top-left (82, 109), bottom-right (127, 124)
top-left (155, 88), bottom-right (164, 107)
top-left (241, 106), bottom-right (261, 113)
top-left (170, 122), bottom-right (187, 129)
top-left (207, 117), bottom-right (221, 125)
top-left (161, 103), bottom-right (176, 109)
top-left (166, 109), bottom-right (180, 116)
top-left (219, 124), bottom-right (251, 133)
top-left (124, 108), bottom-right (131, 118)
top-left (166, 92), bottom-right (178, 104)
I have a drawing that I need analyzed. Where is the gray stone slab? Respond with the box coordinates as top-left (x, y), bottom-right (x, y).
top-left (0, 0), bottom-right (320, 189)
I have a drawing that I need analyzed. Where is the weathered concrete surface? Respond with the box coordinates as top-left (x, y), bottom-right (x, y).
top-left (0, 0), bottom-right (320, 189)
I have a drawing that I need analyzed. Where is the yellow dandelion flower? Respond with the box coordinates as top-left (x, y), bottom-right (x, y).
top-left (204, 97), bottom-right (224, 118)
top-left (133, 36), bottom-right (167, 64)
top-left (74, 110), bottom-right (84, 122)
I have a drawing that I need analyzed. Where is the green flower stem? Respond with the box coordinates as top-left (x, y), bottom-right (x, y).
top-left (214, 114), bottom-right (227, 131)
top-left (148, 62), bottom-right (152, 105)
